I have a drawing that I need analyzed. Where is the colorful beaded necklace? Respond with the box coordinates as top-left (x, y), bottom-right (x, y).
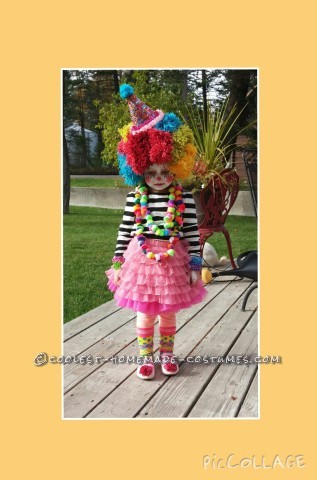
top-left (133, 184), bottom-right (185, 261)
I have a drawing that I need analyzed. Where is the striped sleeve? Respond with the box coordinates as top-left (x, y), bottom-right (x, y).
top-left (182, 192), bottom-right (201, 257)
top-left (112, 190), bottom-right (201, 258)
top-left (113, 192), bottom-right (135, 257)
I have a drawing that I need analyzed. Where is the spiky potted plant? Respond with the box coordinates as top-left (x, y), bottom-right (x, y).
top-left (182, 98), bottom-right (256, 267)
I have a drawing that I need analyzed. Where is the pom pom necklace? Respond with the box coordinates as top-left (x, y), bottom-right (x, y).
top-left (133, 185), bottom-right (185, 261)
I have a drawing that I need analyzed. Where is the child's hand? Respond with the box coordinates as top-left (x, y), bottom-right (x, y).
top-left (113, 268), bottom-right (122, 285)
top-left (190, 271), bottom-right (201, 284)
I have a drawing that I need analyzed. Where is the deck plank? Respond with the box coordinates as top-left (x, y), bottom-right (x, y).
top-left (63, 318), bottom-right (137, 393)
top-left (85, 280), bottom-right (254, 418)
top-left (187, 310), bottom-right (258, 418)
top-left (63, 308), bottom-right (136, 357)
top-left (64, 300), bottom-right (121, 341)
top-left (238, 370), bottom-right (259, 418)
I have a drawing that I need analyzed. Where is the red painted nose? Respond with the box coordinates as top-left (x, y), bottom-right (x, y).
top-left (156, 176), bottom-right (162, 180)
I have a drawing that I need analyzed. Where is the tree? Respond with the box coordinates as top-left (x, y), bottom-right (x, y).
top-left (224, 70), bottom-right (257, 164)
top-left (63, 70), bottom-right (71, 214)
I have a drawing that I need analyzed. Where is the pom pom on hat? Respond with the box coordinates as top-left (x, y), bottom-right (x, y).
top-left (155, 112), bottom-right (182, 133)
top-left (119, 84), bottom-right (134, 99)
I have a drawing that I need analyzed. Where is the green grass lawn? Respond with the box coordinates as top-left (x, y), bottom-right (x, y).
top-left (71, 178), bottom-right (125, 188)
top-left (63, 206), bottom-right (257, 323)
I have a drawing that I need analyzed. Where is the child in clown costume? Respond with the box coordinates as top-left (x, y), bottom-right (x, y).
top-left (106, 84), bottom-right (207, 380)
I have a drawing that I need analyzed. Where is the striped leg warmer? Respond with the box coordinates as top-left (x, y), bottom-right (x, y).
top-left (159, 312), bottom-right (177, 354)
top-left (136, 312), bottom-right (156, 357)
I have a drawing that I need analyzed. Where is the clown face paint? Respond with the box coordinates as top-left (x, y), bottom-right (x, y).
top-left (144, 164), bottom-right (174, 193)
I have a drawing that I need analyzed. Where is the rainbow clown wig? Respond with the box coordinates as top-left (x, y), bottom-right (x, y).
top-left (117, 84), bottom-right (197, 186)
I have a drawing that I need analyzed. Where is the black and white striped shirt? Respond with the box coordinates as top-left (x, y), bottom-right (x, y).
top-left (114, 191), bottom-right (201, 257)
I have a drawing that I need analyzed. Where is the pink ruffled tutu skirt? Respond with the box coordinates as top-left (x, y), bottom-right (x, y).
top-left (106, 237), bottom-right (207, 315)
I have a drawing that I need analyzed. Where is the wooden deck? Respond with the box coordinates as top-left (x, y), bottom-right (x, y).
top-left (63, 274), bottom-right (258, 419)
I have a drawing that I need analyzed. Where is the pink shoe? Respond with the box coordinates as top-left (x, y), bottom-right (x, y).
top-left (160, 353), bottom-right (179, 376)
top-left (137, 362), bottom-right (155, 380)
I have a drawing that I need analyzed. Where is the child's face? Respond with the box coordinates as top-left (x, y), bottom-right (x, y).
top-left (144, 164), bottom-right (174, 192)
